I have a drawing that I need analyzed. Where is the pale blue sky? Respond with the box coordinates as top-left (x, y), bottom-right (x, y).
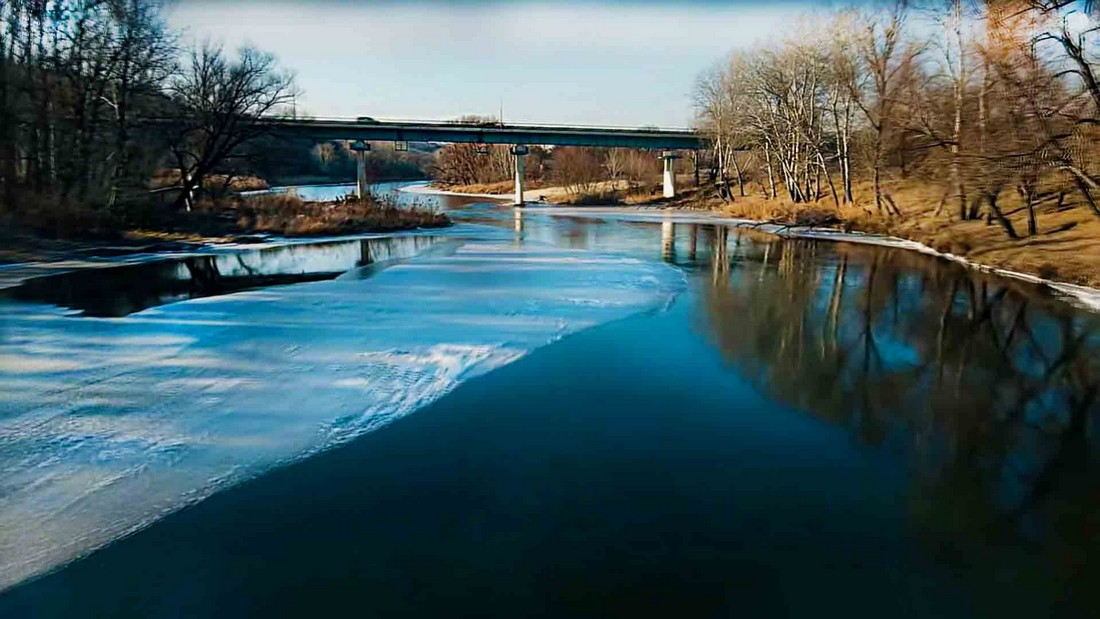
top-left (167, 1), bottom-right (814, 127)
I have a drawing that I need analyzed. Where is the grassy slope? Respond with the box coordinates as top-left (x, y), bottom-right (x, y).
top-left (680, 179), bottom-right (1100, 287)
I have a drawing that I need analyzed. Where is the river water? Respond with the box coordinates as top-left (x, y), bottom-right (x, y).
top-left (2, 182), bottom-right (1099, 617)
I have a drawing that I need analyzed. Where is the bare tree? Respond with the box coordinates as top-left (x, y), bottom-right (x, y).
top-left (164, 43), bottom-right (296, 211)
top-left (0, 0), bottom-right (175, 212)
top-left (312, 142), bottom-right (337, 171)
top-left (855, 1), bottom-right (919, 214)
top-left (688, 0), bottom-right (1100, 242)
top-left (103, 0), bottom-right (176, 208)
top-left (553, 146), bottom-right (605, 196)
top-left (827, 13), bottom-right (862, 205)
top-left (605, 147), bottom-right (627, 182)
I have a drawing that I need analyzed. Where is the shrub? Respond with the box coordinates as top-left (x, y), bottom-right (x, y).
top-left (237, 192), bottom-right (449, 236)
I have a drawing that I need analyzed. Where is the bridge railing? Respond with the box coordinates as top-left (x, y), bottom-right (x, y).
top-left (264, 116), bottom-right (698, 134)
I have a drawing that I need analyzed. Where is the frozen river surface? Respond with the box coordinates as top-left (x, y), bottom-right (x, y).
top-left (0, 235), bottom-right (682, 589)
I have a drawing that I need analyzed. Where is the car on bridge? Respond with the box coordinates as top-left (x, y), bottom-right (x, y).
top-left (356, 116), bottom-right (378, 123)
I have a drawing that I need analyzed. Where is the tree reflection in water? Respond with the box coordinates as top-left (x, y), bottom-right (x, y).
top-left (699, 229), bottom-right (1100, 609)
top-left (4, 235), bottom-right (444, 317)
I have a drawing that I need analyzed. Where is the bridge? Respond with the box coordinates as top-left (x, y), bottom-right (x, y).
top-left (260, 117), bottom-right (703, 204)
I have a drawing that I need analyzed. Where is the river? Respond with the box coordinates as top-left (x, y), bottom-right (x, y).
top-left (1, 181), bottom-right (1098, 617)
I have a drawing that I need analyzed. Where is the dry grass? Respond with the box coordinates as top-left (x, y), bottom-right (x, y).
top-left (235, 192), bottom-right (449, 236)
top-left (545, 179), bottom-right (665, 206)
top-left (430, 177), bottom-right (664, 206)
top-left (0, 194), bottom-right (222, 264)
top-left (623, 191), bottom-right (666, 205)
top-left (149, 170), bottom-right (269, 193)
top-left (556, 189), bottom-right (625, 206)
top-left (0, 186), bottom-right (449, 265)
top-left (1, 190), bottom-right (118, 240)
top-left (683, 178), bottom-right (1100, 287)
top-left (433, 179), bottom-right (550, 195)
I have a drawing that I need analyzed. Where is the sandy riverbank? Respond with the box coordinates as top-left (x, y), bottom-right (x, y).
top-left (402, 179), bottom-right (653, 204)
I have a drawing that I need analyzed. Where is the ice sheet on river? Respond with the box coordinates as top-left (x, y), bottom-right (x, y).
top-left (0, 242), bottom-right (683, 590)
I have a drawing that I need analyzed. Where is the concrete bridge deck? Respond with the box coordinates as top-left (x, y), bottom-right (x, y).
top-left (260, 117), bottom-right (703, 150)
top-left (256, 117), bottom-right (703, 205)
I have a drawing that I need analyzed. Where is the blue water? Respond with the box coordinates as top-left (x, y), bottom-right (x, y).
top-left (258, 180), bottom-right (430, 203)
top-left (2, 184), bottom-right (1098, 617)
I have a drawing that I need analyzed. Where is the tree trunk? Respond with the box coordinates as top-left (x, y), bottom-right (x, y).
top-left (730, 151), bottom-right (745, 197)
top-left (951, 0), bottom-right (966, 220)
top-left (818, 152), bottom-right (839, 207)
top-left (0, 14), bottom-right (17, 211)
top-left (986, 189), bottom-right (1019, 239)
top-left (764, 142), bottom-right (777, 199)
top-left (872, 151), bottom-right (884, 212)
top-left (1026, 195), bottom-right (1038, 236)
top-left (108, 51), bottom-right (132, 210)
top-left (841, 101), bottom-right (853, 204)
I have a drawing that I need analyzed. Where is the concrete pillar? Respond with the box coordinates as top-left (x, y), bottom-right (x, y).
top-left (350, 140), bottom-right (371, 199)
top-left (660, 151), bottom-right (681, 199)
top-left (511, 145), bottom-right (529, 206)
top-left (356, 154), bottom-right (368, 199)
top-left (661, 220), bottom-right (676, 262)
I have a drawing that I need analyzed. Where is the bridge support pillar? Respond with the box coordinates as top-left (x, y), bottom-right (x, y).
top-left (511, 145), bottom-right (529, 206)
top-left (661, 220), bottom-right (676, 262)
top-left (350, 140), bottom-right (371, 199)
top-left (660, 151), bottom-right (681, 199)
top-left (357, 157), bottom-right (368, 199)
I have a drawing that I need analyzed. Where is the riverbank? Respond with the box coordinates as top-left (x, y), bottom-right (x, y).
top-left (419, 179), bottom-right (666, 205)
top-left (681, 180), bottom-right (1100, 289)
top-left (0, 191), bottom-right (449, 267)
top-left (263, 175), bottom-right (428, 188)
top-left (238, 193), bottom-right (448, 236)
top-left (404, 182), bottom-right (1100, 312)
top-left (528, 204), bottom-right (1100, 311)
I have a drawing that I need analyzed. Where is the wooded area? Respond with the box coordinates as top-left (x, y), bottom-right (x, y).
top-left (0, 0), bottom-right (307, 231)
top-left (0, 0), bottom-right (437, 238)
top-left (694, 0), bottom-right (1100, 242)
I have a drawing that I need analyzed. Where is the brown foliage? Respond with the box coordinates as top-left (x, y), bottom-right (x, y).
top-left (236, 193), bottom-right (449, 236)
top-left (694, 1), bottom-right (1100, 251)
top-left (691, 177), bottom-right (1100, 287)
top-left (1, 190), bottom-right (117, 240)
top-left (552, 147), bottom-right (606, 195)
top-left (150, 170), bottom-right (269, 193)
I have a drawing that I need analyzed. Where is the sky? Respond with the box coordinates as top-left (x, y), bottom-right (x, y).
top-left (167, 0), bottom-right (815, 127)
